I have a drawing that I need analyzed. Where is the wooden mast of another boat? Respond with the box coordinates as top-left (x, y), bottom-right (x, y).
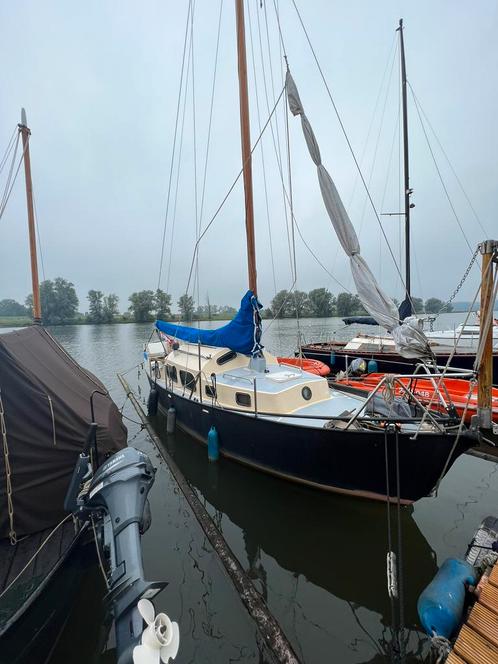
top-left (398, 19), bottom-right (413, 313)
top-left (235, 0), bottom-right (257, 296)
top-left (477, 239), bottom-right (497, 430)
top-left (18, 109), bottom-right (42, 325)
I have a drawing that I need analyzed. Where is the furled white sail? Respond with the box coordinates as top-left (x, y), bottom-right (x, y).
top-left (286, 70), bottom-right (431, 360)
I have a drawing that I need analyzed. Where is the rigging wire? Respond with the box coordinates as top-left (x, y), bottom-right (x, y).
top-left (0, 127), bottom-right (18, 175)
top-left (289, 0), bottom-right (410, 299)
top-left (409, 84), bottom-right (474, 254)
top-left (0, 133), bottom-right (26, 224)
top-left (184, 86), bottom-right (286, 295)
top-left (408, 84), bottom-right (488, 239)
top-left (157, 1), bottom-right (192, 291)
top-left (247, 0), bottom-right (278, 297)
top-left (258, 3), bottom-right (294, 278)
top-left (166, 13), bottom-right (195, 294)
top-left (190, 4), bottom-right (201, 315)
top-left (33, 189), bottom-right (46, 282)
top-left (357, 38), bottom-right (399, 241)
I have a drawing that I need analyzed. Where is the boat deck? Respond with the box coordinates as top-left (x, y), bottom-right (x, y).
top-left (0, 519), bottom-right (79, 635)
top-left (448, 560), bottom-right (498, 664)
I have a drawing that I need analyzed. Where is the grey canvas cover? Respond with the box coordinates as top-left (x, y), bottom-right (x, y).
top-left (0, 326), bottom-right (127, 539)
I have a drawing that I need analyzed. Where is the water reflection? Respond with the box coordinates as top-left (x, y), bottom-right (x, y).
top-left (45, 321), bottom-right (498, 664)
top-left (154, 413), bottom-right (436, 662)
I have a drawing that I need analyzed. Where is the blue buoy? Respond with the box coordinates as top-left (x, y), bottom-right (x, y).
top-left (330, 351), bottom-right (336, 366)
top-left (207, 426), bottom-right (219, 462)
top-left (367, 359), bottom-right (378, 374)
top-left (417, 558), bottom-right (476, 639)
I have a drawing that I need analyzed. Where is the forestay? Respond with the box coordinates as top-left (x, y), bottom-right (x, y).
top-left (285, 70), bottom-right (432, 360)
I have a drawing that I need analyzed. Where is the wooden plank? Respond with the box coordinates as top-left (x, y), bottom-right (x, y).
top-left (454, 624), bottom-right (498, 664)
top-left (480, 582), bottom-right (498, 616)
top-left (469, 602), bottom-right (498, 647)
top-left (489, 564), bottom-right (498, 588)
top-left (446, 652), bottom-right (468, 664)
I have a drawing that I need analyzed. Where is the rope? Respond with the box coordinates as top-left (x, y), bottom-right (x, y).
top-left (47, 395), bottom-right (56, 446)
top-left (157, 0), bottom-right (192, 291)
top-left (0, 126), bottom-right (18, 174)
top-left (431, 635), bottom-right (452, 664)
top-left (0, 390), bottom-right (16, 545)
top-left (289, 0), bottom-right (411, 305)
top-left (0, 513), bottom-right (73, 600)
top-left (184, 85), bottom-right (286, 294)
top-left (91, 513), bottom-right (110, 589)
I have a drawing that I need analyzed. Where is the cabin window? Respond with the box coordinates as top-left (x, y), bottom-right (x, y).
top-left (166, 365), bottom-right (177, 383)
top-left (236, 392), bottom-right (251, 407)
top-left (302, 386), bottom-right (312, 401)
top-left (205, 385), bottom-right (216, 398)
top-left (217, 350), bottom-right (237, 365)
top-left (180, 370), bottom-right (196, 391)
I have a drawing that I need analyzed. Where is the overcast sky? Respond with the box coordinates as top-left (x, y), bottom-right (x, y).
top-left (1, 1), bottom-right (496, 313)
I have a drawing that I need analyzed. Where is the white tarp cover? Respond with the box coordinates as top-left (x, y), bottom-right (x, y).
top-left (286, 70), bottom-right (432, 360)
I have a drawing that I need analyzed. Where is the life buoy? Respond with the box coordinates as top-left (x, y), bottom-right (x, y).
top-left (277, 357), bottom-right (331, 377)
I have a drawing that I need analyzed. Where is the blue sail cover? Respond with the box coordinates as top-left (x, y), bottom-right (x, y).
top-left (156, 291), bottom-right (263, 356)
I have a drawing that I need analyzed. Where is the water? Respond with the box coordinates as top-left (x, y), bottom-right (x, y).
top-left (40, 315), bottom-right (498, 663)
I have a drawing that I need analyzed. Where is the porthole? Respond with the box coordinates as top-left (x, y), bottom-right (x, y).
top-left (180, 370), bottom-right (196, 391)
top-left (166, 365), bottom-right (177, 382)
top-left (217, 350), bottom-right (237, 366)
top-left (302, 386), bottom-right (312, 401)
top-left (205, 385), bottom-right (216, 398)
top-left (236, 392), bottom-right (251, 407)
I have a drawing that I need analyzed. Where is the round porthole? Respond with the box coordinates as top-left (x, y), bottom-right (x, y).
top-left (302, 386), bottom-right (312, 401)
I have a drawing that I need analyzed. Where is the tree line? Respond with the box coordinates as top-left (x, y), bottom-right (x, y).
top-left (264, 288), bottom-right (453, 319)
top-left (0, 278), bottom-right (453, 326)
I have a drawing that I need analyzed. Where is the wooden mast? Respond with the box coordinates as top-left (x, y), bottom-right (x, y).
top-left (18, 109), bottom-right (42, 324)
top-left (398, 19), bottom-right (412, 311)
top-left (235, 0), bottom-right (257, 295)
top-left (477, 239), bottom-right (497, 430)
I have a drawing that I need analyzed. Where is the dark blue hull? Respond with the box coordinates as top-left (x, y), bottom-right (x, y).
top-left (300, 343), bottom-right (498, 384)
top-left (152, 380), bottom-right (474, 503)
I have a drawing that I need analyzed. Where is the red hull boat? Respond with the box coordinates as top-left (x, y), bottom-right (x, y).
top-left (334, 373), bottom-right (498, 424)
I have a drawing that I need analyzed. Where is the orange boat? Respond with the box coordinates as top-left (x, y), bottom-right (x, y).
top-left (334, 373), bottom-right (498, 424)
top-left (277, 357), bottom-right (331, 377)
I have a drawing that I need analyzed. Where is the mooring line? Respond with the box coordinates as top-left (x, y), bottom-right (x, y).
top-left (117, 372), bottom-right (300, 664)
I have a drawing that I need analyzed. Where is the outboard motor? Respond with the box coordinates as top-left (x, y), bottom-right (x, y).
top-left (65, 446), bottom-right (180, 664)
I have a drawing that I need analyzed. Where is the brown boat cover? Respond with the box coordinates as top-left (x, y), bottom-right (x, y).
top-left (0, 326), bottom-right (127, 538)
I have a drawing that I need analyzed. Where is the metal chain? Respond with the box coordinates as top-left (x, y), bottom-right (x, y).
top-left (436, 246), bottom-right (479, 316)
top-left (0, 390), bottom-right (16, 545)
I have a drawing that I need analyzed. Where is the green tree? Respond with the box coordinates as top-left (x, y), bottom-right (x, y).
top-left (0, 299), bottom-right (29, 317)
top-left (269, 290), bottom-right (292, 318)
top-left (335, 292), bottom-right (356, 317)
top-left (411, 296), bottom-right (424, 314)
top-left (178, 294), bottom-right (195, 321)
top-left (155, 289), bottom-right (172, 320)
top-left (308, 288), bottom-right (334, 317)
top-left (425, 297), bottom-right (451, 314)
top-left (291, 290), bottom-right (312, 317)
top-left (26, 278), bottom-right (79, 325)
top-left (218, 305), bottom-right (236, 317)
top-left (128, 290), bottom-right (155, 322)
top-left (102, 294), bottom-right (119, 323)
top-left (87, 290), bottom-right (104, 323)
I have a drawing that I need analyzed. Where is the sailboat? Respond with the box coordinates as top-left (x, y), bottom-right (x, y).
top-left (0, 113), bottom-right (178, 664)
top-left (299, 20), bottom-right (498, 383)
top-left (143, 3), bottom-right (475, 504)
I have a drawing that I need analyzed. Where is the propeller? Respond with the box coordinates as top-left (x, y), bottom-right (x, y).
top-left (133, 599), bottom-right (180, 664)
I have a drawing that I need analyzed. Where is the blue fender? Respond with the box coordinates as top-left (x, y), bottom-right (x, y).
top-left (417, 558), bottom-right (476, 639)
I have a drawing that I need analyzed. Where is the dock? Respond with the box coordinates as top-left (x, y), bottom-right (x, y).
top-left (448, 562), bottom-right (498, 663)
